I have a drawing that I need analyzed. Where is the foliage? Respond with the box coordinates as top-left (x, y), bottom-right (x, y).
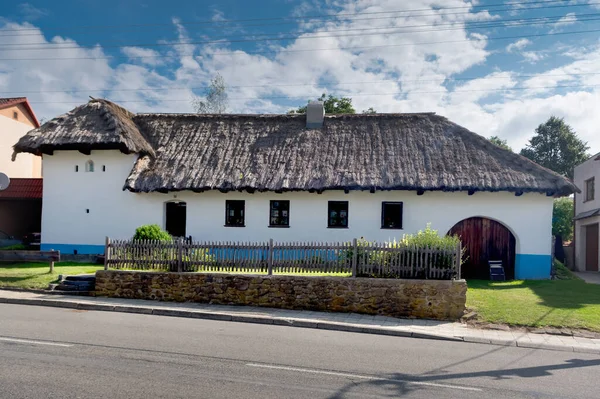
top-left (362, 107), bottom-right (377, 114)
top-left (342, 224), bottom-right (463, 280)
top-left (133, 224), bottom-right (172, 241)
top-left (552, 197), bottom-right (574, 241)
top-left (289, 93), bottom-right (356, 114)
top-left (192, 73), bottom-right (228, 114)
top-left (488, 135), bottom-right (512, 151)
top-left (467, 279), bottom-right (600, 331)
top-left (520, 116), bottom-right (589, 179)
top-left (0, 244), bottom-right (28, 251)
top-left (553, 259), bottom-right (580, 280)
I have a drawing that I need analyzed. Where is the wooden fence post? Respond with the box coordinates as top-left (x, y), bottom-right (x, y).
top-left (352, 238), bottom-right (358, 277)
top-left (177, 239), bottom-right (183, 272)
top-left (455, 242), bottom-right (462, 280)
top-left (104, 237), bottom-right (110, 271)
top-left (267, 238), bottom-right (274, 275)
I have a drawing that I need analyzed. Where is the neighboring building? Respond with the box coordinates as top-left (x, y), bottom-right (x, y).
top-left (13, 99), bottom-right (576, 279)
top-left (0, 97), bottom-right (41, 178)
top-left (574, 153), bottom-right (600, 272)
top-left (0, 178), bottom-right (42, 241)
top-left (0, 97), bottom-right (42, 243)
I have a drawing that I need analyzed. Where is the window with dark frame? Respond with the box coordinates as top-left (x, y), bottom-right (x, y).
top-left (585, 178), bottom-right (595, 202)
top-left (12, 111), bottom-right (18, 120)
top-left (269, 200), bottom-right (290, 227)
top-left (381, 202), bottom-right (403, 229)
top-left (328, 201), bottom-right (349, 228)
top-left (225, 200), bottom-right (245, 227)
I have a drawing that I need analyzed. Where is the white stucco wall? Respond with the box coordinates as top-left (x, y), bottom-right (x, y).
top-left (574, 153), bottom-right (600, 215)
top-left (0, 114), bottom-right (39, 178)
top-left (41, 150), bottom-right (554, 258)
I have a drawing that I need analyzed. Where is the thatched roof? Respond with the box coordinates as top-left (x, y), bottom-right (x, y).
top-left (14, 99), bottom-right (577, 196)
top-left (12, 99), bottom-right (154, 157)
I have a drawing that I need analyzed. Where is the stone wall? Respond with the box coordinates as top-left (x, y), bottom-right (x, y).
top-left (95, 271), bottom-right (467, 320)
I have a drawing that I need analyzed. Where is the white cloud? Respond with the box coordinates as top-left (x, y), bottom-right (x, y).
top-left (506, 39), bottom-right (531, 53)
top-left (121, 47), bottom-right (165, 67)
top-left (549, 12), bottom-right (578, 33)
top-left (18, 3), bottom-right (48, 20)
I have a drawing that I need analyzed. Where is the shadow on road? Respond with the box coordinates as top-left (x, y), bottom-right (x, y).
top-left (327, 358), bottom-right (600, 398)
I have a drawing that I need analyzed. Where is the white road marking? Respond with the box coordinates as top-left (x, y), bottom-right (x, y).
top-left (246, 363), bottom-right (482, 392)
top-left (0, 337), bottom-right (73, 347)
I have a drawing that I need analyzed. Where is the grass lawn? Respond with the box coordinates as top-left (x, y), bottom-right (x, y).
top-left (0, 262), bottom-right (102, 290)
top-left (467, 278), bottom-right (600, 332)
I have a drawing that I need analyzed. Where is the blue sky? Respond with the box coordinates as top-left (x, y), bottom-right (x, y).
top-left (1, 0), bottom-right (600, 153)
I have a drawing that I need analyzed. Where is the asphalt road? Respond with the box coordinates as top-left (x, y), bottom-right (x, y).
top-left (0, 304), bottom-right (599, 398)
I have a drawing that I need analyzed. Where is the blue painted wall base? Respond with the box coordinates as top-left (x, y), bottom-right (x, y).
top-left (515, 254), bottom-right (552, 280)
top-left (41, 243), bottom-right (105, 255)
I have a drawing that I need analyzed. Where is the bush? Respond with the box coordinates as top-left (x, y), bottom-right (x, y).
top-left (133, 224), bottom-right (172, 241)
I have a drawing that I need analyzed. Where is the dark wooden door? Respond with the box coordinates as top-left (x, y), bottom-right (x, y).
top-left (449, 217), bottom-right (516, 280)
top-left (585, 224), bottom-right (599, 272)
top-left (166, 202), bottom-right (186, 237)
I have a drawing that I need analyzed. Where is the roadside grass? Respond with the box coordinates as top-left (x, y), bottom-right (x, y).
top-left (0, 262), bottom-right (102, 290)
top-left (467, 277), bottom-right (600, 332)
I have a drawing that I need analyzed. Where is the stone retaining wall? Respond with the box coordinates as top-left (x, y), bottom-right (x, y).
top-left (95, 271), bottom-right (467, 320)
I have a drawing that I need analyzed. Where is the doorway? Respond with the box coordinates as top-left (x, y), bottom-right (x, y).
top-left (448, 217), bottom-right (516, 280)
top-left (165, 201), bottom-right (186, 238)
top-left (585, 224), bottom-right (599, 272)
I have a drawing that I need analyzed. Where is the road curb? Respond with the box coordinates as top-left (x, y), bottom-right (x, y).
top-left (1, 296), bottom-right (597, 354)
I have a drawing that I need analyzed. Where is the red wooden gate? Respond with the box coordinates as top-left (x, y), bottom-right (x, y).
top-left (448, 217), bottom-right (516, 280)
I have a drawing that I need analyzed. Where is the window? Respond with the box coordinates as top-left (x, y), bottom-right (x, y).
top-left (269, 200), bottom-right (290, 227)
top-left (585, 178), bottom-right (595, 202)
top-left (12, 111), bottom-right (18, 120)
top-left (225, 200), bottom-right (245, 227)
top-left (102, 165), bottom-right (106, 172)
top-left (328, 201), bottom-right (349, 228)
top-left (75, 165), bottom-right (79, 172)
top-left (85, 160), bottom-right (94, 172)
top-left (381, 202), bottom-right (403, 229)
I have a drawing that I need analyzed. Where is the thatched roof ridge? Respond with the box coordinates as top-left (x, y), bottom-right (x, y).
top-left (12, 99), bottom-right (154, 157)
top-left (126, 111), bottom-right (576, 196)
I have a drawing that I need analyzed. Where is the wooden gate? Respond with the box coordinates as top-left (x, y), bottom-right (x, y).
top-left (585, 224), bottom-right (599, 272)
top-left (448, 217), bottom-right (516, 280)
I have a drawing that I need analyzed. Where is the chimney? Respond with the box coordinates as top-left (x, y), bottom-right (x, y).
top-left (306, 101), bottom-right (324, 128)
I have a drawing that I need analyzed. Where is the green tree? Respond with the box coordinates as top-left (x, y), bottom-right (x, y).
top-left (362, 107), bottom-right (377, 114)
top-left (489, 135), bottom-right (512, 151)
top-left (520, 116), bottom-right (589, 179)
top-left (289, 93), bottom-right (356, 114)
top-left (552, 197), bottom-right (574, 241)
top-left (192, 73), bottom-right (228, 114)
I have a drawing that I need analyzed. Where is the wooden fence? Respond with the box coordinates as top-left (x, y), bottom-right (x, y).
top-left (104, 238), bottom-right (462, 280)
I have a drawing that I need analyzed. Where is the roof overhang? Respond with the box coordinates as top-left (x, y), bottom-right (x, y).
top-left (574, 208), bottom-right (600, 221)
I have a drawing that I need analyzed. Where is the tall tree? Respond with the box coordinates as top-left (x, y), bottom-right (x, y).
top-left (192, 73), bottom-right (228, 114)
top-left (552, 197), bottom-right (574, 242)
top-left (489, 136), bottom-right (512, 151)
top-left (520, 116), bottom-right (589, 179)
top-left (289, 93), bottom-right (356, 114)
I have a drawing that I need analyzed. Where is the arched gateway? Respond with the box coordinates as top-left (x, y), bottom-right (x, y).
top-left (448, 217), bottom-right (516, 280)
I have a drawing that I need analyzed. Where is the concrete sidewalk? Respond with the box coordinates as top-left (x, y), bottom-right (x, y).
top-left (1, 289), bottom-right (599, 354)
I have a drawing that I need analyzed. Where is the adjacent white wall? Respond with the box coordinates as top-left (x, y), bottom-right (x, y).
top-left (41, 150), bottom-right (554, 257)
top-left (574, 153), bottom-right (600, 215)
top-left (0, 114), bottom-right (39, 178)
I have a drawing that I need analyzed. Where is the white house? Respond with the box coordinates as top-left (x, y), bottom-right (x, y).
top-left (574, 153), bottom-right (600, 272)
top-left (13, 99), bottom-right (576, 279)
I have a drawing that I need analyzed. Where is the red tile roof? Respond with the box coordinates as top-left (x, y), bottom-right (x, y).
top-left (0, 97), bottom-right (41, 128)
top-left (0, 178), bottom-right (43, 199)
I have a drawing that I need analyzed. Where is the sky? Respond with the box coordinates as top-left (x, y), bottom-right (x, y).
top-left (1, 0), bottom-right (599, 154)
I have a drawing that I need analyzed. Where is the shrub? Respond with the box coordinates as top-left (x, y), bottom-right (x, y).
top-left (133, 224), bottom-right (172, 241)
